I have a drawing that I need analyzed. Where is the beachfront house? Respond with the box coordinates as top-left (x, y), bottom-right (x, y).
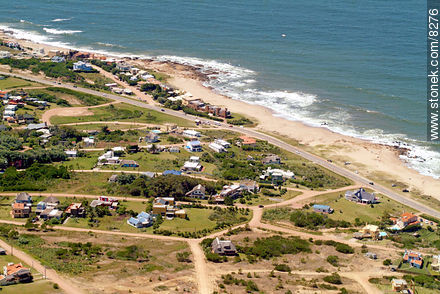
top-left (186, 140), bottom-right (202, 152)
top-left (345, 188), bottom-right (377, 204)
top-left (389, 212), bottom-right (420, 231)
top-left (260, 167), bottom-right (295, 183)
top-left (73, 61), bottom-right (93, 71)
top-left (262, 154), bottom-right (281, 165)
top-left (127, 212), bottom-right (153, 228)
top-left (211, 238), bottom-right (237, 256)
top-left (185, 184), bottom-right (206, 199)
top-left (313, 204), bottom-right (334, 214)
top-left (51, 56), bottom-right (65, 63)
top-left (238, 135), bottom-right (257, 147)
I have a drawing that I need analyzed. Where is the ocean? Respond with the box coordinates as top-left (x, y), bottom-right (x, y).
top-left (1, 0), bottom-right (438, 178)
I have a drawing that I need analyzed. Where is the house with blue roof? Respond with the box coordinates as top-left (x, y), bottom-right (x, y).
top-left (186, 140), bottom-right (202, 152)
top-left (313, 204), bottom-right (333, 214)
top-left (127, 211), bottom-right (153, 228)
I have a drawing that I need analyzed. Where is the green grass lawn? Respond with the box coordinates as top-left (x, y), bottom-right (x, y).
top-left (50, 103), bottom-right (194, 127)
top-left (0, 76), bottom-right (41, 89)
top-left (59, 153), bottom-right (100, 170)
top-left (311, 189), bottom-right (418, 223)
top-left (63, 206), bottom-right (236, 234)
top-left (0, 279), bottom-right (62, 294)
top-left (159, 208), bottom-right (216, 232)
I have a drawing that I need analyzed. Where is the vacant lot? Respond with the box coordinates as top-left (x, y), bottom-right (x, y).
top-left (0, 76), bottom-right (41, 89)
top-left (4, 229), bottom-right (195, 293)
top-left (50, 103), bottom-right (194, 127)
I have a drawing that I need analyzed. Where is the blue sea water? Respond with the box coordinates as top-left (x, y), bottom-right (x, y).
top-left (1, 0), bottom-right (439, 178)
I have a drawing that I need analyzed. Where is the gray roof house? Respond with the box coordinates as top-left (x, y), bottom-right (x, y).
top-left (345, 188), bottom-right (377, 204)
top-left (25, 123), bottom-right (47, 130)
top-left (44, 196), bottom-right (60, 205)
top-left (108, 174), bottom-right (119, 183)
top-left (212, 237), bottom-right (237, 255)
top-left (239, 180), bottom-right (259, 193)
top-left (15, 192), bottom-right (32, 204)
top-left (262, 154), bottom-right (281, 165)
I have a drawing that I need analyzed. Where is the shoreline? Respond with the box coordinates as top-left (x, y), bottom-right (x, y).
top-left (1, 30), bottom-right (439, 200)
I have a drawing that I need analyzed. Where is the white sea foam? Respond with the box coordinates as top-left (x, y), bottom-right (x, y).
top-left (43, 28), bottom-right (82, 35)
top-left (51, 18), bottom-right (72, 22)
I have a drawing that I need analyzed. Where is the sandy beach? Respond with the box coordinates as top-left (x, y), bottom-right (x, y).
top-left (1, 30), bottom-right (439, 200)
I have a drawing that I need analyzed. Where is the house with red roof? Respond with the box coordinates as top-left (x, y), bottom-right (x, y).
top-left (403, 250), bottom-right (423, 269)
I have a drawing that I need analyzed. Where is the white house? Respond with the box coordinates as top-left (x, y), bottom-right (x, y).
top-left (98, 151), bottom-right (120, 165)
top-left (182, 161), bottom-right (203, 172)
top-left (183, 130), bottom-right (201, 138)
top-left (51, 56), bottom-right (65, 63)
top-left (209, 142), bottom-right (226, 153)
top-left (83, 137), bottom-right (94, 147)
top-left (260, 167), bottom-right (295, 181)
top-left (0, 51), bottom-right (12, 59)
top-left (215, 139), bottom-right (231, 148)
top-left (186, 140), bottom-right (202, 152)
top-left (65, 150), bottom-right (78, 158)
top-left (5, 105), bottom-right (17, 111)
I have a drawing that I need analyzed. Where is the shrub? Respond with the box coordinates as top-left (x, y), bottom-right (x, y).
top-left (324, 273), bottom-right (342, 285)
top-left (335, 243), bottom-right (354, 254)
top-left (327, 255), bottom-right (339, 266)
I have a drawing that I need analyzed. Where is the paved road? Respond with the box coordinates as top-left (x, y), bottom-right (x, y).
top-left (0, 238), bottom-right (84, 294)
top-left (4, 70), bottom-right (437, 219)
